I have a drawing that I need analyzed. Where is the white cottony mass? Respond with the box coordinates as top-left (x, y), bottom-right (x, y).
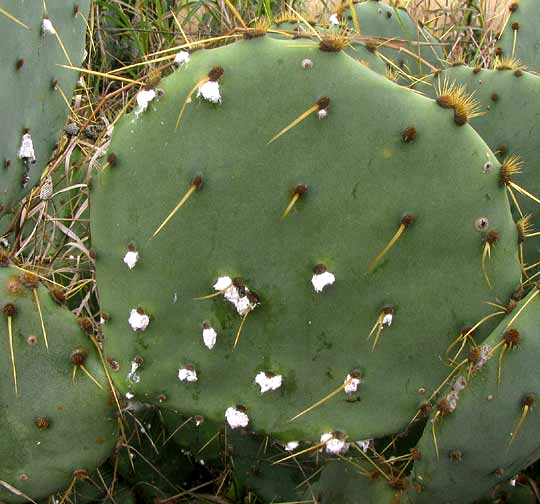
top-left (255, 372), bottom-right (283, 393)
top-left (197, 80), bottom-right (221, 104)
top-left (212, 276), bottom-right (258, 316)
top-left (128, 309), bottom-right (149, 331)
top-left (174, 51), bottom-right (190, 66)
top-left (202, 325), bottom-right (217, 349)
top-left (178, 367), bottom-right (198, 382)
top-left (123, 250), bottom-right (139, 269)
top-left (311, 271), bottom-right (335, 292)
top-left (42, 18), bottom-right (56, 34)
top-left (225, 407), bottom-right (249, 429)
top-left (285, 441), bottom-right (299, 451)
top-left (134, 89), bottom-right (156, 116)
top-left (320, 433), bottom-right (349, 454)
top-left (343, 373), bottom-right (362, 394)
top-left (329, 13), bottom-right (340, 25)
top-left (18, 133), bottom-right (36, 162)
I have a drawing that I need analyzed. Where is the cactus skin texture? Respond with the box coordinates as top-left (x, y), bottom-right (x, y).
top-left (477, 481), bottom-right (537, 504)
top-left (498, 0), bottom-right (540, 72)
top-left (339, 0), bottom-right (443, 79)
top-left (161, 408), bottom-right (319, 502)
top-left (409, 290), bottom-right (540, 503)
top-left (270, 19), bottom-right (388, 76)
top-left (116, 408), bottom-right (197, 503)
top-left (227, 428), bottom-right (320, 502)
top-left (0, 265), bottom-right (117, 503)
top-left (308, 459), bottom-right (398, 503)
top-left (0, 0), bottom-right (89, 231)
top-left (91, 35), bottom-right (520, 445)
top-left (421, 65), bottom-right (540, 267)
top-left (38, 464), bottom-right (136, 504)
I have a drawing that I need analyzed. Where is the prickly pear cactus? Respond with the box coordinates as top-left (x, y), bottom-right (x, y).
top-left (420, 65), bottom-right (540, 267)
top-left (116, 408), bottom-right (197, 502)
top-left (91, 36), bottom-right (520, 446)
top-left (270, 16), bottom-right (388, 76)
top-left (409, 289), bottom-right (540, 503)
top-left (0, 0), bottom-right (89, 230)
top-left (0, 263), bottom-right (117, 503)
top-left (497, 0), bottom-right (540, 72)
top-left (337, 0), bottom-right (444, 79)
top-left (309, 458), bottom-right (399, 503)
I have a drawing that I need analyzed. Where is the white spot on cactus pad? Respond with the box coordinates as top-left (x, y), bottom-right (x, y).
top-left (382, 313), bottom-right (393, 326)
top-left (213, 276), bottom-right (232, 290)
top-left (225, 407), bottom-right (249, 429)
top-left (255, 372), bottom-right (283, 393)
top-left (329, 13), bottom-right (340, 25)
top-left (203, 324), bottom-right (217, 350)
top-left (444, 375), bottom-right (467, 411)
top-left (213, 276), bottom-right (258, 316)
top-left (232, 294), bottom-right (252, 316)
top-left (42, 18), bottom-right (56, 34)
top-left (451, 375), bottom-right (467, 394)
top-left (317, 108), bottom-right (328, 120)
top-left (344, 373), bottom-right (362, 394)
top-left (18, 133), bottom-right (36, 162)
top-left (446, 392), bottom-right (459, 411)
top-left (175, 51), bottom-right (190, 66)
top-left (285, 441), bottom-right (299, 451)
top-left (128, 309), bottom-right (149, 331)
top-left (302, 59), bottom-right (313, 69)
top-left (134, 89), bottom-right (156, 116)
top-left (123, 250), bottom-right (139, 269)
top-left (473, 344), bottom-right (492, 371)
top-left (320, 433), bottom-right (349, 454)
top-left (356, 439), bottom-right (372, 453)
top-left (311, 271), bottom-right (335, 292)
top-left (197, 80), bottom-right (221, 104)
top-left (178, 366), bottom-right (198, 382)
top-left (126, 392), bottom-right (135, 399)
top-left (202, 325), bottom-right (217, 349)
top-left (127, 359), bottom-right (141, 383)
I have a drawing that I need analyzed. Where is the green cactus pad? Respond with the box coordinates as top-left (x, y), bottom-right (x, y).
top-left (160, 408), bottom-right (223, 462)
top-left (92, 36), bottom-right (520, 443)
top-left (269, 19), bottom-right (387, 76)
top-left (0, 0), bottom-right (89, 230)
top-left (420, 65), bottom-right (540, 267)
top-left (310, 459), bottom-right (399, 503)
top-left (0, 265), bottom-right (117, 503)
top-left (409, 289), bottom-right (540, 503)
top-left (227, 429), bottom-right (320, 502)
top-left (116, 408), bottom-right (197, 502)
top-left (498, 0), bottom-right (540, 72)
top-left (338, 0), bottom-right (444, 79)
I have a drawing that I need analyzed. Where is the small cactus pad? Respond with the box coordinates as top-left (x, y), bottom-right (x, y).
top-left (0, 265), bottom-right (117, 503)
top-left (421, 66), bottom-right (540, 267)
top-left (92, 36), bottom-right (520, 443)
top-left (310, 459), bottom-right (399, 503)
top-left (498, 0), bottom-right (540, 72)
top-left (338, 0), bottom-right (443, 80)
top-left (0, 0), bottom-right (89, 230)
top-left (228, 428), bottom-right (320, 502)
top-left (409, 289), bottom-right (540, 503)
top-left (116, 408), bottom-right (197, 502)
